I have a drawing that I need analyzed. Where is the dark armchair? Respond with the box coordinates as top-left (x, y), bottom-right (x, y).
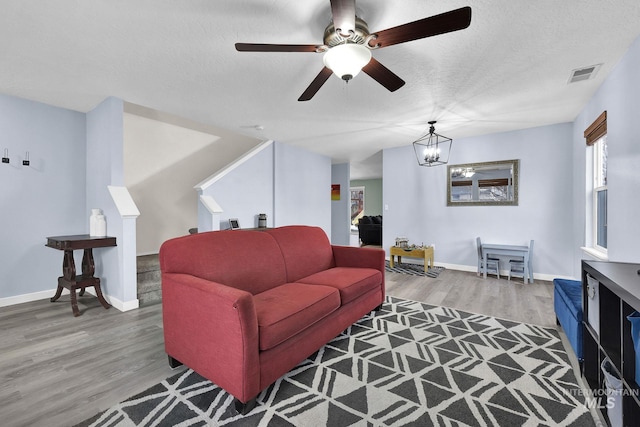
top-left (358, 215), bottom-right (382, 246)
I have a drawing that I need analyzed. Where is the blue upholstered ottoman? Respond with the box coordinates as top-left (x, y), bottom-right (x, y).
top-left (553, 278), bottom-right (583, 360)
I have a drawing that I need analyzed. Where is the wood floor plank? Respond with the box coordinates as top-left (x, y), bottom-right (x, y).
top-left (386, 269), bottom-right (557, 327)
top-left (0, 268), bottom-right (559, 426)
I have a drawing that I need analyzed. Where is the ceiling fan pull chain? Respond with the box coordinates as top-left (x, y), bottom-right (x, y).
top-left (343, 76), bottom-right (350, 102)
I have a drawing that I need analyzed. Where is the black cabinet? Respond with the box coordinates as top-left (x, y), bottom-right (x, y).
top-left (582, 260), bottom-right (640, 426)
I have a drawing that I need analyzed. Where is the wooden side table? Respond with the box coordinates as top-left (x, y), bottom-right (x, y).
top-left (389, 246), bottom-right (434, 272)
top-left (46, 235), bottom-right (117, 317)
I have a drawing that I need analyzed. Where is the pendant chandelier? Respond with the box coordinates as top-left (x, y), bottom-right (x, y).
top-left (413, 121), bottom-right (452, 167)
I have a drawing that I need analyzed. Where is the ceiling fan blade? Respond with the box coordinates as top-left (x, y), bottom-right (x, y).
top-left (235, 43), bottom-right (318, 53)
top-left (330, 0), bottom-right (356, 36)
top-left (369, 6), bottom-right (472, 48)
top-left (362, 58), bottom-right (405, 92)
top-left (299, 67), bottom-right (333, 101)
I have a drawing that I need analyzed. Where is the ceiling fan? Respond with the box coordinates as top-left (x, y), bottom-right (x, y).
top-left (235, 0), bottom-right (471, 101)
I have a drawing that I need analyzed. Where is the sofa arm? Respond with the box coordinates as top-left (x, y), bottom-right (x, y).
top-left (332, 245), bottom-right (385, 303)
top-left (162, 272), bottom-right (261, 402)
top-left (332, 245), bottom-right (385, 273)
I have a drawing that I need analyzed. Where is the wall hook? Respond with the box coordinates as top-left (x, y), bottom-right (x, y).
top-left (2, 148), bottom-right (9, 164)
top-left (23, 151), bottom-right (30, 166)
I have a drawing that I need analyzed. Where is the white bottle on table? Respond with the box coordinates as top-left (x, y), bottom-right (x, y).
top-left (90, 208), bottom-right (107, 237)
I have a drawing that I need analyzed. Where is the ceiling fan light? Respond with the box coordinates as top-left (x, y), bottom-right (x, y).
top-left (323, 43), bottom-right (371, 81)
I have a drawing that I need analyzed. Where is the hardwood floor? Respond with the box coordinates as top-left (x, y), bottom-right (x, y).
top-left (1, 269), bottom-right (558, 426)
top-left (386, 268), bottom-right (556, 327)
top-left (0, 297), bottom-right (180, 427)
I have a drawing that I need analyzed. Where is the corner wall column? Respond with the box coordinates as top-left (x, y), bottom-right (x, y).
top-left (198, 194), bottom-right (223, 232)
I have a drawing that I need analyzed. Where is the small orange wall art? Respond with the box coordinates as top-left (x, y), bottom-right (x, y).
top-left (331, 184), bottom-right (341, 200)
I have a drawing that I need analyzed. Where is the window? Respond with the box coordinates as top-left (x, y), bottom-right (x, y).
top-left (450, 180), bottom-right (473, 201)
top-left (592, 136), bottom-right (607, 250)
top-left (478, 178), bottom-right (511, 201)
top-left (450, 178), bottom-right (512, 202)
top-left (584, 111), bottom-right (607, 254)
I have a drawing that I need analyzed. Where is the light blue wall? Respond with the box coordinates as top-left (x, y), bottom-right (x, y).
top-left (0, 94), bottom-right (86, 299)
top-left (571, 33), bottom-right (640, 275)
top-left (1, 94), bottom-right (327, 306)
top-left (1, 94), bottom-right (136, 307)
top-left (383, 31), bottom-right (640, 280)
top-left (86, 97), bottom-right (135, 304)
top-left (274, 142), bottom-right (331, 236)
top-left (200, 141), bottom-right (331, 237)
top-left (331, 163), bottom-right (350, 245)
top-left (383, 123), bottom-right (575, 279)
top-left (6, 32), bottom-right (637, 303)
top-left (202, 142), bottom-right (274, 230)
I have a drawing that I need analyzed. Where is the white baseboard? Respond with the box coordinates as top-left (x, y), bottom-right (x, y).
top-left (112, 295), bottom-right (140, 311)
top-left (436, 262), bottom-right (477, 273)
top-left (0, 287), bottom-right (139, 312)
top-left (0, 289), bottom-right (59, 307)
top-left (82, 288), bottom-right (140, 312)
top-left (388, 258), bottom-right (578, 282)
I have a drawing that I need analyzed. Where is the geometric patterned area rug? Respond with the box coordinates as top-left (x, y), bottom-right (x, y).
top-left (385, 260), bottom-right (445, 278)
top-left (77, 296), bottom-right (595, 427)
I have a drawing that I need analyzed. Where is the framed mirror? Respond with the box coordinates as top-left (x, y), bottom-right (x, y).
top-left (447, 159), bottom-right (519, 206)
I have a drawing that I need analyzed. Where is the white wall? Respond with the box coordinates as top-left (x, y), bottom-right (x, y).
top-left (383, 123), bottom-right (575, 279)
top-left (200, 142), bottom-right (274, 230)
top-left (197, 141), bottom-right (331, 236)
top-left (0, 94), bottom-right (86, 301)
top-left (331, 163), bottom-right (350, 245)
top-left (571, 33), bottom-right (640, 275)
top-left (123, 112), bottom-right (260, 254)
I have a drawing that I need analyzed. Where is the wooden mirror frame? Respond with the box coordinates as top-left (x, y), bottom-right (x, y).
top-left (447, 159), bottom-right (519, 206)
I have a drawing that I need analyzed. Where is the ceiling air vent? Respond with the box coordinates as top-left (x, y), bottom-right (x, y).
top-left (568, 64), bottom-right (602, 84)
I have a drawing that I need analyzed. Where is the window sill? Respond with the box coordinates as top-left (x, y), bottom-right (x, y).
top-left (581, 246), bottom-right (609, 261)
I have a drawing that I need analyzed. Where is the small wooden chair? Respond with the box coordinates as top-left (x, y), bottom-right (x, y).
top-left (477, 237), bottom-right (500, 279)
top-left (508, 240), bottom-right (534, 283)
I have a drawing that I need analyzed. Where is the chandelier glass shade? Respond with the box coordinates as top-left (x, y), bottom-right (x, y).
top-left (323, 43), bottom-right (372, 81)
top-left (412, 121), bottom-right (453, 167)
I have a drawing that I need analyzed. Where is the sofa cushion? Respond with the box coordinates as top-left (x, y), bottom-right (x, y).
top-left (160, 230), bottom-right (287, 295)
top-left (265, 226), bottom-right (335, 282)
top-left (254, 283), bottom-right (340, 351)
top-left (298, 267), bottom-right (382, 305)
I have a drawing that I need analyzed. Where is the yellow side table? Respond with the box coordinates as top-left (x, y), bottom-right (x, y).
top-left (389, 246), bottom-right (434, 272)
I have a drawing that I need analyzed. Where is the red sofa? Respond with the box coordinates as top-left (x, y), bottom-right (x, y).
top-left (159, 225), bottom-right (385, 413)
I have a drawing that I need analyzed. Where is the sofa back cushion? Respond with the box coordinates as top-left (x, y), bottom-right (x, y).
top-left (265, 225), bottom-right (335, 282)
top-left (160, 230), bottom-right (287, 295)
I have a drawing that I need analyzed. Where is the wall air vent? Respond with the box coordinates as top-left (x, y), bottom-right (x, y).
top-left (568, 64), bottom-right (602, 84)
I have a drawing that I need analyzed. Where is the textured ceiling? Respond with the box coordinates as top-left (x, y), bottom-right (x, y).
top-left (2, 1), bottom-right (639, 179)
